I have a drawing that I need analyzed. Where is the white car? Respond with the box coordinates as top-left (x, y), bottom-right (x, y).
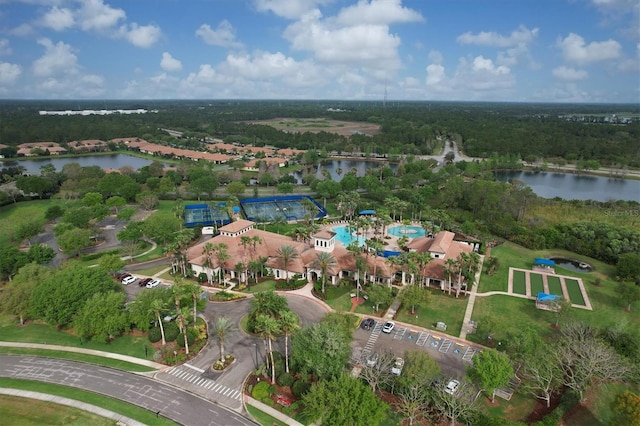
top-left (391, 357), bottom-right (404, 376)
top-left (445, 379), bottom-right (460, 395)
top-left (382, 321), bottom-right (395, 334)
top-left (146, 279), bottom-right (161, 289)
top-left (121, 275), bottom-right (137, 285)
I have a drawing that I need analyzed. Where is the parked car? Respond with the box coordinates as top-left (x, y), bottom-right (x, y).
top-left (360, 318), bottom-right (375, 331)
top-left (138, 278), bottom-right (152, 287)
top-left (391, 357), bottom-right (404, 376)
top-left (382, 321), bottom-right (395, 333)
top-left (146, 279), bottom-right (161, 289)
top-left (366, 352), bottom-right (379, 367)
top-left (115, 273), bottom-right (130, 281)
top-left (121, 275), bottom-right (137, 285)
top-left (445, 379), bottom-right (460, 395)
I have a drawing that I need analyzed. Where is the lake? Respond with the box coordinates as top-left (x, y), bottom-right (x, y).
top-left (495, 170), bottom-right (640, 202)
top-left (1, 154), bottom-right (162, 173)
top-left (292, 159), bottom-right (399, 183)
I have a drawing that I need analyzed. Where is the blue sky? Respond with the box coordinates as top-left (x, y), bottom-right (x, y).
top-left (0, 0), bottom-right (638, 102)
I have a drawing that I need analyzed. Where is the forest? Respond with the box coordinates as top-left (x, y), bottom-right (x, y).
top-left (1, 100), bottom-right (639, 166)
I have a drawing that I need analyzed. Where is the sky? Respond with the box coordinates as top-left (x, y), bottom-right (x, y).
top-left (0, 0), bottom-right (638, 102)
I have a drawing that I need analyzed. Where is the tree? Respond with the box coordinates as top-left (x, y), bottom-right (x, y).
top-left (15, 220), bottom-right (44, 246)
top-left (27, 244), bottom-right (55, 264)
top-left (366, 284), bottom-right (393, 312)
top-left (619, 282), bottom-right (640, 311)
top-left (172, 280), bottom-right (190, 355)
top-left (117, 221), bottom-right (145, 259)
top-left (16, 175), bottom-right (54, 198)
top-left (359, 350), bottom-right (395, 392)
top-left (277, 182), bottom-right (294, 195)
top-left (106, 195), bottom-right (126, 213)
top-left (395, 385), bottom-right (428, 426)
top-left (396, 350), bottom-right (441, 391)
top-left (57, 228), bottom-right (93, 257)
top-left (398, 284), bottom-right (430, 314)
top-left (617, 252), bottom-right (640, 283)
top-left (211, 316), bottom-right (235, 362)
top-left (432, 378), bottom-right (477, 426)
top-left (468, 348), bottom-right (514, 402)
top-left (275, 244), bottom-right (298, 285)
top-left (291, 321), bottom-right (351, 381)
top-left (136, 192), bottom-right (159, 210)
top-left (302, 373), bottom-right (388, 426)
top-left (143, 212), bottom-right (181, 246)
top-left (226, 181), bottom-right (246, 197)
top-left (0, 247), bottom-right (30, 281)
top-left (150, 298), bottom-right (168, 345)
top-left (254, 313), bottom-right (280, 383)
top-left (553, 321), bottom-right (632, 401)
top-left (190, 175), bottom-right (218, 200)
top-left (520, 347), bottom-right (562, 408)
top-left (97, 254), bottom-right (125, 276)
top-left (30, 263), bottom-right (120, 327)
top-left (73, 291), bottom-right (128, 342)
top-left (82, 191), bottom-right (103, 207)
top-left (312, 251), bottom-right (337, 294)
top-left (0, 263), bottom-right (48, 325)
top-left (278, 309), bottom-right (299, 373)
top-left (611, 390), bottom-right (640, 426)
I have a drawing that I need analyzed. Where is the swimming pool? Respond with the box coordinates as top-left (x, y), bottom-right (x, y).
top-left (387, 225), bottom-right (426, 238)
top-left (332, 225), bottom-right (366, 247)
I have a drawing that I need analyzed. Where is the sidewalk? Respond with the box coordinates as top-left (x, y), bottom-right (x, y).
top-left (245, 396), bottom-right (304, 426)
top-left (0, 388), bottom-right (147, 426)
top-left (0, 342), bottom-right (166, 370)
top-left (459, 254), bottom-right (485, 340)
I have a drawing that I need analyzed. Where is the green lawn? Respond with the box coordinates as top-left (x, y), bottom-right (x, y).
top-left (512, 270), bottom-right (526, 295)
top-left (246, 404), bottom-right (288, 426)
top-left (323, 285), bottom-right (355, 313)
top-left (530, 273), bottom-right (544, 295)
top-left (395, 289), bottom-right (467, 337)
top-left (565, 279), bottom-right (586, 305)
top-left (564, 382), bottom-right (640, 426)
top-left (243, 280), bottom-right (277, 294)
top-left (0, 315), bottom-right (155, 362)
top-left (547, 275), bottom-right (563, 297)
top-left (132, 264), bottom-right (171, 277)
top-left (0, 394), bottom-right (115, 426)
top-left (0, 378), bottom-right (177, 425)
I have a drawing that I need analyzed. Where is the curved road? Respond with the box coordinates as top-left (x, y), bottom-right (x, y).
top-left (0, 355), bottom-right (256, 426)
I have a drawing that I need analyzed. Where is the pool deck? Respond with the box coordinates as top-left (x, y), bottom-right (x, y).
top-left (326, 220), bottom-right (412, 251)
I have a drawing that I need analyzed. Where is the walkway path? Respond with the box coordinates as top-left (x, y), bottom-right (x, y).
top-left (459, 255), bottom-right (485, 340)
top-left (0, 388), bottom-right (146, 426)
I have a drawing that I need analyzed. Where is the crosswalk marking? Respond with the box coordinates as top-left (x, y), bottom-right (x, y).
top-left (165, 366), bottom-right (241, 401)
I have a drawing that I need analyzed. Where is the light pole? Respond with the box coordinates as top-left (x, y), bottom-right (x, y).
top-left (253, 343), bottom-right (258, 369)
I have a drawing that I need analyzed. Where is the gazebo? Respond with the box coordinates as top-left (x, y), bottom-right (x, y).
top-left (533, 258), bottom-right (555, 273)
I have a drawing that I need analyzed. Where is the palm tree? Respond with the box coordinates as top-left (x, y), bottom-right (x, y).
top-left (275, 245), bottom-right (298, 285)
top-left (184, 281), bottom-right (202, 328)
top-left (211, 316), bottom-right (234, 362)
top-left (172, 280), bottom-right (189, 354)
top-left (367, 239), bottom-right (384, 285)
top-left (278, 310), bottom-right (299, 373)
top-left (149, 298), bottom-right (168, 345)
top-left (444, 258), bottom-right (457, 295)
top-left (312, 251), bottom-right (337, 294)
top-left (255, 313), bottom-right (280, 383)
top-left (213, 243), bottom-right (230, 285)
top-left (202, 242), bottom-right (215, 285)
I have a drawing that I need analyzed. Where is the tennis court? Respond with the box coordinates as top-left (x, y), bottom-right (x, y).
top-left (184, 203), bottom-right (231, 228)
top-left (241, 195), bottom-right (326, 222)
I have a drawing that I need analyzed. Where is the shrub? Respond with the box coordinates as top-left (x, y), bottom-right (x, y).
top-left (45, 205), bottom-right (64, 221)
top-left (163, 322), bottom-right (180, 342)
top-left (197, 272), bottom-right (208, 283)
top-left (291, 380), bottom-right (311, 398)
top-left (252, 381), bottom-right (271, 400)
top-left (277, 372), bottom-right (294, 387)
top-left (148, 327), bottom-right (162, 343)
top-left (176, 328), bottom-right (198, 347)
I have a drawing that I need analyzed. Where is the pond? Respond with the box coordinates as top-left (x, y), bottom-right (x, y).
top-left (495, 170), bottom-right (640, 202)
top-left (291, 159), bottom-right (399, 183)
top-left (550, 257), bottom-right (593, 273)
top-left (1, 154), bottom-right (166, 173)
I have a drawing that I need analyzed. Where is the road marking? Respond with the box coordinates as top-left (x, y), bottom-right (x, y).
top-left (184, 363), bottom-right (205, 373)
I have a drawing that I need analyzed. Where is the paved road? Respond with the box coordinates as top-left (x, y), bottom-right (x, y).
top-left (0, 355), bottom-right (256, 426)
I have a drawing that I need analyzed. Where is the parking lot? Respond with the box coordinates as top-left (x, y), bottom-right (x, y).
top-left (352, 319), bottom-right (481, 378)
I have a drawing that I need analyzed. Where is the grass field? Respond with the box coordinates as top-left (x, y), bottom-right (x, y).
top-left (530, 273), bottom-right (544, 295)
top-left (0, 378), bottom-right (177, 425)
top-left (395, 289), bottom-right (467, 337)
top-left (0, 394), bottom-right (114, 426)
top-left (565, 278), bottom-right (586, 305)
top-left (512, 270), bottom-right (526, 294)
top-left (547, 275), bottom-right (563, 297)
top-left (247, 118), bottom-right (381, 137)
top-left (246, 404), bottom-right (287, 426)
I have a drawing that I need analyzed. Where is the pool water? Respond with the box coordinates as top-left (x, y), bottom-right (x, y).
top-left (332, 226), bottom-right (366, 247)
top-left (387, 225), bottom-right (426, 238)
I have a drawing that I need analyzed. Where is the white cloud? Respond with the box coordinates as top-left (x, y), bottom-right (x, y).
top-left (41, 6), bottom-right (75, 31)
top-left (160, 52), bottom-right (182, 72)
top-left (77, 0), bottom-right (126, 31)
top-left (557, 33), bottom-right (621, 64)
top-left (336, 0), bottom-right (423, 26)
top-left (196, 21), bottom-right (243, 48)
top-left (32, 38), bottom-right (79, 77)
top-left (457, 25), bottom-right (538, 47)
top-left (0, 39), bottom-right (11, 55)
top-left (284, 10), bottom-right (402, 71)
top-left (428, 50), bottom-right (443, 64)
top-left (425, 63), bottom-right (445, 85)
top-left (254, 0), bottom-right (334, 19)
top-left (0, 62), bottom-right (22, 85)
top-left (120, 23), bottom-right (161, 48)
top-left (552, 66), bottom-right (588, 81)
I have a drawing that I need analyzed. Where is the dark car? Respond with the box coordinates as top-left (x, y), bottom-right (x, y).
top-left (139, 278), bottom-right (152, 287)
top-left (361, 318), bottom-right (375, 331)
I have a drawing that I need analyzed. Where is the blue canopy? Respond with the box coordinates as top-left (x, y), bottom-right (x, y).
top-left (537, 292), bottom-right (560, 301)
top-left (534, 258), bottom-right (555, 267)
top-left (359, 209), bottom-right (376, 215)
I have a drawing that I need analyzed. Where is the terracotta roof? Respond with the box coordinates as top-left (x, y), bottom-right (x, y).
top-left (313, 230), bottom-right (336, 240)
top-left (220, 219), bottom-right (254, 233)
top-left (429, 231), bottom-right (455, 254)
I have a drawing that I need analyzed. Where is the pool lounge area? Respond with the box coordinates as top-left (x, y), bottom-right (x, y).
top-left (331, 225), bottom-right (366, 247)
